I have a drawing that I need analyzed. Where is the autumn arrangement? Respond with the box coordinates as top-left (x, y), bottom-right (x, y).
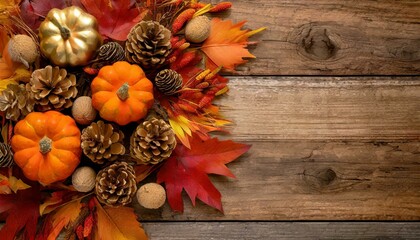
top-left (0, 0), bottom-right (264, 239)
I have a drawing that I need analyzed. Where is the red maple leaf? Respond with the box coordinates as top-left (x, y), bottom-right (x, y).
top-left (0, 186), bottom-right (41, 240)
top-left (20, 0), bottom-right (69, 31)
top-left (157, 135), bottom-right (250, 212)
top-left (80, 0), bottom-right (146, 41)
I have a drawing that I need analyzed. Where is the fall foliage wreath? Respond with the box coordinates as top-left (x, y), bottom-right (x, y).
top-left (0, 0), bottom-right (264, 239)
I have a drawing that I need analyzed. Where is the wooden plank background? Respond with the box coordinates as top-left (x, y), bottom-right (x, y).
top-left (2, 0), bottom-right (420, 239)
top-left (138, 0), bottom-right (420, 238)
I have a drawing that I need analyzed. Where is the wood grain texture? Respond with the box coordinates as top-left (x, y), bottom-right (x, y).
top-left (215, 0), bottom-right (420, 75)
top-left (142, 222), bottom-right (420, 240)
top-left (134, 77), bottom-right (420, 220)
top-left (222, 77), bottom-right (420, 141)
top-left (2, 222), bottom-right (420, 239)
top-left (137, 141), bottom-right (420, 220)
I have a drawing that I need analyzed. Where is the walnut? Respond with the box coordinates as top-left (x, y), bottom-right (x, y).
top-left (136, 183), bottom-right (166, 209)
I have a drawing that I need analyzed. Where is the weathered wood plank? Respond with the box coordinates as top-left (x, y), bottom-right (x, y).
top-left (222, 77), bottom-right (420, 141)
top-left (215, 0), bottom-right (420, 75)
top-left (137, 141), bottom-right (420, 220)
top-left (142, 222), bottom-right (420, 240)
top-left (3, 222), bottom-right (420, 239)
top-left (135, 77), bottom-right (420, 220)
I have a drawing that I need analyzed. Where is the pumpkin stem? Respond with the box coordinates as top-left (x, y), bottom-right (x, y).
top-left (116, 83), bottom-right (130, 101)
top-left (39, 137), bottom-right (52, 154)
top-left (60, 27), bottom-right (71, 40)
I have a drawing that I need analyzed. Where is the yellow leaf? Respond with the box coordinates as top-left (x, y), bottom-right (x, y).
top-left (201, 18), bottom-right (265, 71)
top-left (94, 200), bottom-right (148, 240)
top-left (0, 169), bottom-right (31, 194)
top-left (0, 79), bottom-right (17, 92)
top-left (47, 199), bottom-right (83, 240)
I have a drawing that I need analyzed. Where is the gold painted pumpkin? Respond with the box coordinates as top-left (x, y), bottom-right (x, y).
top-left (91, 61), bottom-right (154, 125)
top-left (11, 111), bottom-right (81, 185)
top-left (39, 6), bottom-right (102, 67)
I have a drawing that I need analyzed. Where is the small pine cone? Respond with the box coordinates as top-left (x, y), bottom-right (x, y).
top-left (125, 21), bottom-right (172, 69)
top-left (155, 69), bottom-right (183, 95)
top-left (130, 117), bottom-right (176, 165)
top-left (95, 161), bottom-right (137, 206)
top-left (0, 84), bottom-right (34, 121)
top-left (0, 143), bottom-right (14, 167)
top-left (27, 65), bottom-right (78, 111)
top-left (81, 121), bottom-right (125, 164)
top-left (96, 42), bottom-right (125, 66)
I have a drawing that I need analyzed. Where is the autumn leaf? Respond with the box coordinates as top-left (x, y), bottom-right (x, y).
top-left (37, 198), bottom-right (83, 240)
top-left (80, 0), bottom-right (147, 41)
top-left (0, 168), bottom-right (31, 194)
top-left (94, 198), bottom-right (148, 240)
top-left (157, 135), bottom-right (250, 212)
top-left (39, 190), bottom-right (80, 215)
top-left (201, 18), bottom-right (265, 71)
top-left (0, 186), bottom-right (41, 240)
top-left (20, 0), bottom-right (68, 30)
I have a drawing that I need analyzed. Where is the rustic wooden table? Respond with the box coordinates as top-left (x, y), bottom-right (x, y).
top-left (137, 0), bottom-right (420, 239)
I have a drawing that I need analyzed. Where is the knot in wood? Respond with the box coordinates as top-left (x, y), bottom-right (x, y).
top-left (302, 168), bottom-right (337, 191)
top-left (302, 28), bottom-right (337, 60)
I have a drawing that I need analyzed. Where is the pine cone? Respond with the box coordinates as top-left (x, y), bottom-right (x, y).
top-left (0, 143), bottom-right (14, 167)
top-left (125, 21), bottom-right (172, 69)
top-left (97, 42), bottom-right (125, 64)
top-left (27, 65), bottom-right (78, 111)
top-left (81, 121), bottom-right (125, 164)
top-left (130, 117), bottom-right (176, 165)
top-left (0, 84), bottom-right (34, 121)
top-left (155, 69), bottom-right (183, 95)
top-left (95, 161), bottom-right (137, 206)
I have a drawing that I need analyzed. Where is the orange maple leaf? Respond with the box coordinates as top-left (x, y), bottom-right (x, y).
top-left (94, 198), bottom-right (147, 240)
top-left (201, 18), bottom-right (265, 71)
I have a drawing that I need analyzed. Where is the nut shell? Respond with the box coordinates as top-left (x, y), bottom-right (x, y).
top-left (8, 34), bottom-right (38, 67)
top-left (72, 166), bottom-right (96, 192)
top-left (72, 96), bottom-right (97, 125)
top-left (185, 16), bottom-right (211, 43)
top-left (136, 183), bottom-right (166, 209)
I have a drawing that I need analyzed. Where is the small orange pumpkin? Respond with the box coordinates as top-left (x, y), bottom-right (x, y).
top-left (11, 111), bottom-right (81, 185)
top-left (91, 61), bottom-right (154, 125)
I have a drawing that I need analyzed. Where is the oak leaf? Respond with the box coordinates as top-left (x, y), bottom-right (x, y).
top-left (80, 0), bottom-right (147, 41)
top-left (157, 135), bottom-right (250, 212)
top-left (94, 198), bottom-right (147, 240)
top-left (201, 18), bottom-right (265, 71)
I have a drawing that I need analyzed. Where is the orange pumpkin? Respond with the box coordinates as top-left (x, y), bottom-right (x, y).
top-left (91, 61), bottom-right (154, 125)
top-left (11, 111), bottom-right (81, 185)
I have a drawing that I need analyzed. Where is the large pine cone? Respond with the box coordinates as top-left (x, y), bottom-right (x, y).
top-left (130, 117), bottom-right (176, 165)
top-left (81, 121), bottom-right (125, 164)
top-left (95, 161), bottom-right (137, 206)
top-left (155, 69), bottom-right (183, 95)
top-left (27, 65), bottom-right (78, 111)
top-left (125, 21), bottom-right (172, 69)
top-left (0, 84), bottom-right (34, 121)
top-left (0, 143), bottom-right (14, 167)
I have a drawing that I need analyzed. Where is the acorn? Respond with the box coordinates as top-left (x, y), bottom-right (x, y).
top-left (72, 166), bottom-right (97, 192)
top-left (72, 96), bottom-right (97, 125)
top-left (185, 16), bottom-right (211, 43)
top-left (7, 34), bottom-right (38, 68)
top-left (136, 183), bottom-right (166, 209)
